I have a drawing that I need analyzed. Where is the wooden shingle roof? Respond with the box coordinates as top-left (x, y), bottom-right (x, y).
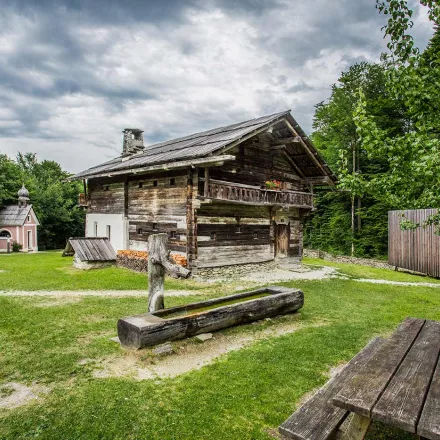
top-left (64, 237), bottom-right (116, 261)
top-left (71, 111), bottom-right (292, 180)
top-left (70, 110), bottom-right (336, 183)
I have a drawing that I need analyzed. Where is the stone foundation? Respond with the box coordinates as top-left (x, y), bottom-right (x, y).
top-left (303, 249), bottom-right (394, 270)
top-left (194, 260), bottom-right (280, 279)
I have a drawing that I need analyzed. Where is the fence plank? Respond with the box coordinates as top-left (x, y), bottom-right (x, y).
top-left (388, 209), bottom-right (440, 277)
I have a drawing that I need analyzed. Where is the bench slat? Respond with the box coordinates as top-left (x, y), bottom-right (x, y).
top-left (418, 355), bottom-right (440, 440)
top-left (372, 320), bottom-right (440, 433)
top-left (332, 317), bottom-right (425, 418)
top-left (279, 337), bottom-right (384, 440)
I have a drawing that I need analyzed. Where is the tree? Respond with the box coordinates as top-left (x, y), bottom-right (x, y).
top-left (306, 62), bottom-right (406, 257)
top-left (354, 1), bottom-right (440, 212)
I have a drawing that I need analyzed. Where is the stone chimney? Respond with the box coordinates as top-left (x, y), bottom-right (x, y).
top-left (122, 128), bottom-right (144, 155)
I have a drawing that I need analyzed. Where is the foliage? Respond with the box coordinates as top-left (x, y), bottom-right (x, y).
top-left (0, 257), bottom-right (439, 439)
top-left (306, 62), bottom-right (404, 257)
top-left (0, 153), bottom-right (85, 250)
top-left (307, 2), bottom-right (440, 255)
top-left (11, 241), bottom-right (22, 252)
top-left (353, 2), bottom-right (440, 211)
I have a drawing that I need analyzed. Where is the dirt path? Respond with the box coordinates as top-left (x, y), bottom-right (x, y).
top-left (91, 320), bottom-right (327, 380)
top-left (354, 278), bottom-right (440, 288)
top-left (0, 289), bottom-right (203, 297)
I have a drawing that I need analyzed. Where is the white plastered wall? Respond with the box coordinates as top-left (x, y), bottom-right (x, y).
top-left (85, 213), bottom-right (128, 251)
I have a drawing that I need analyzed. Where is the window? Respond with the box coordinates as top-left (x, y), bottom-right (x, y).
top-left (170, 231), bottom-right (177, 239)
top-left (210, 232), bottom-right (216, 240)
top-left (170, 178), bottom-right (176, 186)
top-left (94, 222), bottom-right (98, 237)
top-left (138, 228), bottom-right (144, 234)
top-left (0, 230), bottom-right (11, 238)
top-left (152, 223), bottom-right (158, 231)
top-left (153, 180), bottom-right (158, 187)
top-left (103, 185), bottom-right (109, 191)
top-left (138, 182), bottom-right (143, 188)
top-left (27, 215), bottom-right (30, 222)
top-left (253, 232), bottom-right (258, 239)
top-left (235, 225), bottom-right (241, 233)
top-left (106, 225), bottom-right (111, 241)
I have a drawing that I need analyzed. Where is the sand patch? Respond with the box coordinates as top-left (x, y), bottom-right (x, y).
top-left (92, 319), bottom-right (328, 380)
top-left (0, 382), bottom-right (50, 409)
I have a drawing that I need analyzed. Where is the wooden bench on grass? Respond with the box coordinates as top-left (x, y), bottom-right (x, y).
top-left (279, 317), bottom-right (440, 440)
top-left (278, 337), bottom-right (384, 440)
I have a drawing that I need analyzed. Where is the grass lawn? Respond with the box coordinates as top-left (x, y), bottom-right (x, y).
top-left (303, 256), bottom-right (440, 284)
top-left (0, 251), bottom-right (207, 292)
top-left (0, 254), bottom-right (439, 439)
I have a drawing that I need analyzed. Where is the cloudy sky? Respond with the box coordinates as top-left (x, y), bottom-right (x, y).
top-left (0, 0), bottom-right (434, 173)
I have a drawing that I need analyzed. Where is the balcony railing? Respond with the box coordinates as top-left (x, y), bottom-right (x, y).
top-left (199, 179), bottom-right (313, 208)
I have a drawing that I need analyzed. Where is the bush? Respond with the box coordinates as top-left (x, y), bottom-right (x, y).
top-left (12, 241), bottom-right (23, 252)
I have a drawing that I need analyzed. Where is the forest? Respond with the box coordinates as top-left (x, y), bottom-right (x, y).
top-left (305, 1), bottom-right (440, 258)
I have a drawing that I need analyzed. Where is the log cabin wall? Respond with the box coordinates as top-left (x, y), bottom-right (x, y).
top-left (88, 177), bottom-right (125, 214)
top-left (196, 203), bottom-right (273, 268)
top-left (127, 170), bottom-right (188, 253)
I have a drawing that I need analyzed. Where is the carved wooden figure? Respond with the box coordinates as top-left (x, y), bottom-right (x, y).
top-left (147, 233), bottom-right (190, 312)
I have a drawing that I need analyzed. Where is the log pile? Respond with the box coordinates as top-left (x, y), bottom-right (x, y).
top-left (116, 250), bottom-right (187, 273)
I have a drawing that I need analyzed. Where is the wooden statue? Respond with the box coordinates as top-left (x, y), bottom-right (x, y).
top-left (147, 233), bottom-right (191, 312)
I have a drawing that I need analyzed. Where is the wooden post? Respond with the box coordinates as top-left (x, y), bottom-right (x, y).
top-left (147, 234), bottom-right (191, 312)
top-left (340, 414), bottom-right (371, 440)
top-left (204, 167), bottom-right (209, 197)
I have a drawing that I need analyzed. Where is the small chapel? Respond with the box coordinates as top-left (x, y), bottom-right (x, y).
top-left (0, 184), bottom-right (40, 252)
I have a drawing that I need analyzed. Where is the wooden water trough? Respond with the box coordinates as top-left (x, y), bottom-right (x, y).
top-left (117, 285), bottom-right (304, 349)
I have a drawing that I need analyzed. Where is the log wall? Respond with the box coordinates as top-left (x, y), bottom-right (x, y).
top-left (196, 203), bottom-right (273, 267)
top-left (388, 209), bottom-right (440, 277)
top-left (210, 137), bottom-right (303, 190)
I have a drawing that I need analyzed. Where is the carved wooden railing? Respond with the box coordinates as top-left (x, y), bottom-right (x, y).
top-left (200, 179), bottom-right (313, 208)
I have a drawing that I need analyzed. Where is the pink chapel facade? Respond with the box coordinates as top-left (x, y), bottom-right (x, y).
top-left (0, 185), bottom-right (40, 253)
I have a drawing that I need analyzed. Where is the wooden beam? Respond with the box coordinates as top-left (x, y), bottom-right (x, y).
top-left (281, 150), bottom-right (305, 178)
top-left (283, 118), bottom-right (330, 177)
top-left (340, 414), bottom-right (371, 440)
top-left (204, 167), bottom-right (209, 197)
top-left (302, 176), bottom-right (335, 186)
top-left (271, 136), bottom-right (301, 146)
top-left (68, 155), bottom-right (235, 181)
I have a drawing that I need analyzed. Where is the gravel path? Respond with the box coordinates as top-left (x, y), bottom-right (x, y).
top-left (0, 289), bottom-right (203, 297)
top-left (354, 278), bottom-right (440, 288)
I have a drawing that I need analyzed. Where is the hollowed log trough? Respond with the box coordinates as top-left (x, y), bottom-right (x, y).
top-left (117, 286), bottom-right (304, 349)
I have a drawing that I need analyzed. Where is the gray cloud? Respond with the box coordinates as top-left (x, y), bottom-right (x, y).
top-left (0, 0), bottom-right (434, 172)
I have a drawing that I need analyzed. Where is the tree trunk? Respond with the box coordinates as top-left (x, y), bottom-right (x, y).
top-left (147, 233), bottom-right (191, 312)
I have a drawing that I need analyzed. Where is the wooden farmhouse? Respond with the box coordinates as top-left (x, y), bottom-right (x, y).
top-left (70, 110), bottom-right (336, 272)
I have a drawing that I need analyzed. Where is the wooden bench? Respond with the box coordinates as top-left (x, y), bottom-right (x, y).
top-left (279, 337), bottom-right (384, 440)
top-left (280, 317), bottom-right (440, 440)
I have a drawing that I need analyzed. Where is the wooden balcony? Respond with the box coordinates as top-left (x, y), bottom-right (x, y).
top-left (199, 179), bottom-right (314, 208)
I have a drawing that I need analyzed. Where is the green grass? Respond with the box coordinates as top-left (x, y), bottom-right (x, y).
top-left (1, 253), bottom-right (439, 438)
top-left (303, 256), bottom-right (440, 283)
top-left (0, 252), bottom-right (207, 291)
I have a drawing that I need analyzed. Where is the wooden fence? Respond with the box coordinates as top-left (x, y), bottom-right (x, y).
top-left (388, 209), bottom-right (440, 277)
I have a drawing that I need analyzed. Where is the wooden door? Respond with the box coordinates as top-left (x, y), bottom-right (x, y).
top-left (275, 223), bottom-right (290, 257)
